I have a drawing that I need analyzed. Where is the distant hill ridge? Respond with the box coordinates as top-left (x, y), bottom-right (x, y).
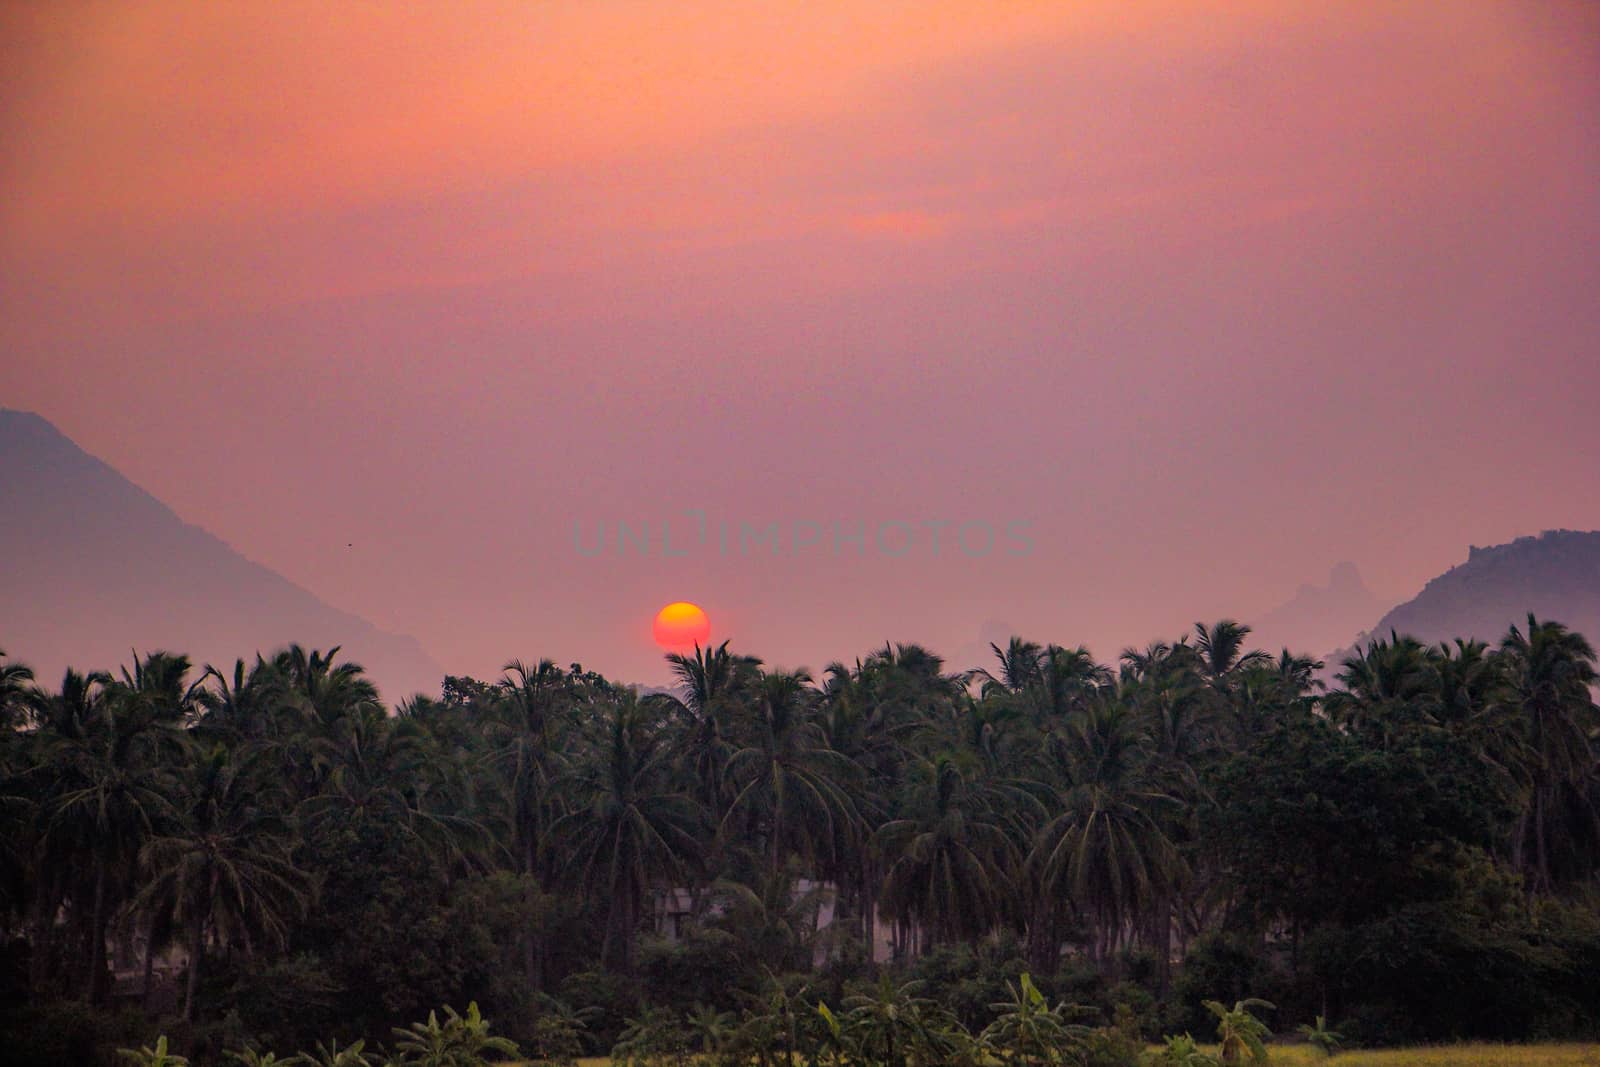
top-left (1357, 529), bottom-right (1600, 650)
top-left (1249, 560), bottom-right (1389, 659)
top-left (0, 408), bottom-right (442, 701)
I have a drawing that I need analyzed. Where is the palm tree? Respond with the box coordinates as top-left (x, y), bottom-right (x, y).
top-left (556, 690), bottom-right (705, 973)
top-left (877, 755), bottom-right (1021, 949)
top-left (274, 645), bottom-right (382, 738)
top-left (1121, 642), bottom-right (1211, 770)
top-left (722, 669), bottom-right (862, 880)
top-left (661, 641), bottom-right (762, 817)
top-left (1434, 638), bottom-right (1499, 727)
top-left (1193, 622), bottom-right (1272, 685)
top-left (491, 657), bottom-right (571, 988)
top-left (299, 702), bottom-right (485, 869)
top-left (1192, 622), bottom-right (1271, 732)
top-left (1496, 614), bottom-right (1599, 891)
top-left (43, 653), bottom-right (194, 1002)
top-left (0, 649), bottom-right (33, 729)
top-left (1031, 645), bottom-right (1112, 725)
top-left (0, 651), bottom-right (34, 936)
top-left (969, 638), bottom-right (1045, 697)
top-left (495, 658), bottom-right (565, 871)
top-left (1030, 698), bottom-right (1183, 964)
top-left (196, 656), bottom-right (284, 742)
top-left (133, 744), bottom-right (311, 1020)
top-left (1326, 632), bottom-right (1442, 744)
top-left (711, 870), bottom-right (831, 971)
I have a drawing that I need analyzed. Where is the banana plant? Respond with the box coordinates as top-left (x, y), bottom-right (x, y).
top-left (118, 1036), bottom-right (190, 1067)
top-left (1203, 999), bottom-right (1275, 1066)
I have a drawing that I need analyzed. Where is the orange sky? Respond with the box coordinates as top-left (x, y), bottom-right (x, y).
top-left (3, 2), bottom-right (1598, 686)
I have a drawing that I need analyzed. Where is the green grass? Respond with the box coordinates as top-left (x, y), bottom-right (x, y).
top-left (516, 1045), bottom-right (1600, 1067)
top-left (1255, 1045), bottom-right (1600, 1067)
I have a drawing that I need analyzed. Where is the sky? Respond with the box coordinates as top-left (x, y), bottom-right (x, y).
top-left (3, 1), bottom-right (1598, 686)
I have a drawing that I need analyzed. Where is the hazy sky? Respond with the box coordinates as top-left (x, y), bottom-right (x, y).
top-left (3, 2), bottom-right (1598, 685)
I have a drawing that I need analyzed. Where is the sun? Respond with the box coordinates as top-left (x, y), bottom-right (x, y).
top-left (653, 601), bottom-right (711, 649)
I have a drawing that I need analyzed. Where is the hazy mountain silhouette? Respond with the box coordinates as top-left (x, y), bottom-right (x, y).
top-left (0, 409), bottom-right (442, 701)
top-left (1249, 561), bottom-right (1390, 659)
top-left (1349, 530), bottom-right (1600, 654)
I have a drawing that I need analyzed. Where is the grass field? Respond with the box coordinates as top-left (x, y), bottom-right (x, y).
top-left (537, 1046), bottom-right (1600, 1067)
top-left (1260, 1045), bottom-right (1600, 1067)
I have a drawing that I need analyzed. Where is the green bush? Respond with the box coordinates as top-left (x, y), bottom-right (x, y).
top-left (908, 938), bottom-right (1030, 1031)
top-left (1171, 934), bottom-right (1270, 1036)
top-left (639, 927), bottom-right (756, 1015)
top-left (556, 968), bottom-right (639, 1053)
top-left (0, 1001), bottom-right (152, 1067)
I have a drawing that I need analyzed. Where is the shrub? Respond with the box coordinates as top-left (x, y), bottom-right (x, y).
top-left (610, 1007), bottom-right (691, 1067)
top-left (639, 927), bottom-right (755, 1015)
top-left (556, 968), bottom-right (639, 1052)
top-left (1147, 1034), bottom-right (1219, 1067)
top-left (1080, 1004), bottom-right (1143, 1067)
top-left (0, 1001), bottom-right (151, 1067)
top-left (1296, 1015), bottom-right (1341, 1058)
top-left (1172, 934), bottom-right (1269, 1035)
top-left (116, 1036), bottom-right (189, 1067)
top-left (389, 1001), bottom-right (519, 1065)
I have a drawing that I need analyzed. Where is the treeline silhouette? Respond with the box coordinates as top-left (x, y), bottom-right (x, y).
top-left (2, 616), bottom-right (1598, 1062)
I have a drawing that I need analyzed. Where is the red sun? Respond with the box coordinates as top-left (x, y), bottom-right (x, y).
top-left (653, 602), bottom-right (711, 649)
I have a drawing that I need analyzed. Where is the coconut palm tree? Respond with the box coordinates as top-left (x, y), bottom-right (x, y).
top-left (299, 703), bottom-right (485, 867)
top-left (722, 669), bottom-right (862, 880)
top-left (44, 653), bottom-right (195, 1002)
top-left (0, 649), bottom-right (33, 729)
top-left (1030, 698), bottom-right (1183, 964)
top-left (877, 755), bottom-right (1022, 949)
top-left (1193, 622), bottom-right (1272, 686)
top-left (1496, 615), bottom-right (1599, 891)
top-left (133, 744), bottom-right (311, 1020)
top-left (969, 638), bottom-right (1045, 697)
top-left (556, 690), bottom-right (705, 973)
top-left (491, 657), bottom-right (572, 989)
top-left (0, 651), bottom-right (34, 933)
top-left (1192, 622), bottom-right (1272, 731)
top-left (274, 645), bottom-right (382, 736)
top-left (661, 641), bottom-right (762, 816)
top-left (196, 656), bottom-right (285, 742)
top-left (1326, 632), bottom-right (1442, 743)
top-left (1004, 645), bottom-right (1111, 738)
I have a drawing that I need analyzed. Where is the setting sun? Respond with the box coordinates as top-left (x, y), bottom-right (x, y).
top-left (652, 601), bottom-right (711, 649)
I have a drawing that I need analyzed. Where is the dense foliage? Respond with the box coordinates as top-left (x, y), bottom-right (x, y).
top-left (2, 615), bottom-right (1598, 1063)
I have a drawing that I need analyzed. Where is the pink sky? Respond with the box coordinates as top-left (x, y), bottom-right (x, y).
top-left (3, 2), bottom-right (1598, 685)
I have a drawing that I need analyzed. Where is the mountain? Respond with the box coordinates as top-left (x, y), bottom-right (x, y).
top-left (1353, 530), bottom-right (1600, 652)
top-left (0, 409), bottom-right (442, 701)
top-left (1249, 561), bottom-right (1390, 658)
